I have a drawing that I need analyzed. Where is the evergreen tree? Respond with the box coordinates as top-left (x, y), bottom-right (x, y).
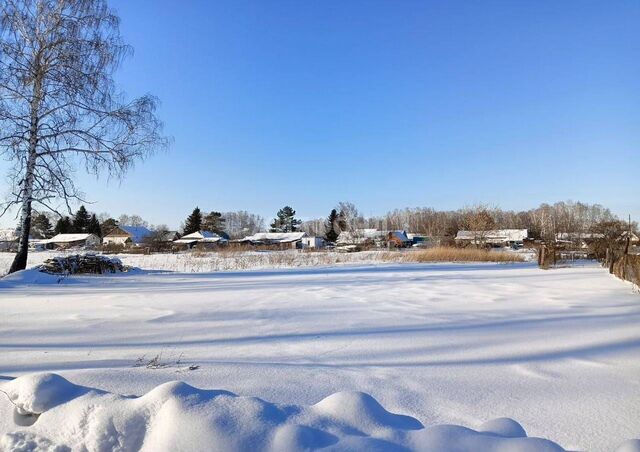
top-left (87, 214), bottom-right (102, 237)
top-left (32, 213), bottom-right (54, 239)
top-left (54, 216), bottom-right (73, 234)
top-left (202, 211), bottom-right (226, 235)
top-left (184, 207), bottom-right (203, 235)
top-left (73, 205), bottom-right (91, 232)
top-left (324, 209), bottom-right (340, 242)
top-left (270, 206), bottom-right (301, 233)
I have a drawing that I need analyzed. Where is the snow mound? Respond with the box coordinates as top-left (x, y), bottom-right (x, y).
top-left (478, 417), bottom-right (527, 438)
top-left (0, 268), bottom-right (67, 285)
top-left (0, 373), bottom-right (569, 451)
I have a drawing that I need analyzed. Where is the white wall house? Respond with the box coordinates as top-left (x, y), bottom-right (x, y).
top-left (174, 231), bottom-right (227, 248)
top-left (237, 232), bottom-right (307, 248)
top-left (43, 233), bottom-right (101, 249)
top-left (103, 226), bottom-right (152, 247)
top-left (301, 236), bottom-right (326, 249)
top-left (455, 229), bottom-right (528, 247)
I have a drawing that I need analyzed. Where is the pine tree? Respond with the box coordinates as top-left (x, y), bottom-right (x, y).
top-left (202, 211), bottom-right (226, 235)
top-left (32, 213), bottom-right (54, 239)
top-left (184, 207), bottom-right (203, 235)
top-left (325, 209), bottom-right (340, 242)
top-left (73, 205), bottom-right (91, 232)
top-left (87, 214), bottom-right (102, 237)
top-left (270, 206), bottom-right (301, 233)
top-left (54, 216), bottom-right (73, 234)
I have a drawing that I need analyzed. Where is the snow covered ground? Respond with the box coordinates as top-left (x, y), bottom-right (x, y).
top-left (0, 247), bottom-right (533, 276)
top-left (0, 250), bottom-right (396, 276)
top-left (0, 261), bottom-right (638, 450)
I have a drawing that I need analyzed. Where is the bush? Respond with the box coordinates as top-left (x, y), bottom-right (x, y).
top-left (400, 247), bottom-right (525, 263)
top-left (39, 254), bottom-right (129, 275)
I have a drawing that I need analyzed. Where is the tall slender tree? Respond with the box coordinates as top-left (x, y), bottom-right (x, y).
top-left (72, 205), bottom-right (91, 232)
top-left (184, 207), bottom-right (203, 235)
top-left (87, 213), bottom-right (102, 237)
top-left (0, 0), bottom-right (168, 273)
top-left (270, 206), bottom-right (301, 233)
top-left (202, 211), bottom-right (225, 235)
top-left (31, 212), bottom-right (53, 238)
top-left (325, 209), bottom-right (340, 242)
top-left (54, 216), bottom-right (72, 234)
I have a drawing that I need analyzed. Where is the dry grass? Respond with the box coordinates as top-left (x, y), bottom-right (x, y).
top-left (397, 246), bottom-right (525, 263)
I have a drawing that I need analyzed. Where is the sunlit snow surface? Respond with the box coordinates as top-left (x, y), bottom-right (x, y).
top-left (1, 260), bottom-right (639, 450)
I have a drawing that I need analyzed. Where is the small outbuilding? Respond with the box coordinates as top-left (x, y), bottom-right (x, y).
top-left (0, 229), bottom-right (18, 251)
top-left (301, 236), bottom-right (326, 249)
top-left (456, 229), bottom-right (528, 248)
top-left (44, 233), bottom-right (101, 249)
top-left (174, 231), bottom-right (227, 248)
top-left (237, 232), bottom-right (307, 249)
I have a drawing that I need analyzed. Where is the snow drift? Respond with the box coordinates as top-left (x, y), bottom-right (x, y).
top-left (0, 373), bottom-right (567, 451)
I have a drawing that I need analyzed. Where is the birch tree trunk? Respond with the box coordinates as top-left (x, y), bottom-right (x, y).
top-left (9, 64), bottom-right (42, 274)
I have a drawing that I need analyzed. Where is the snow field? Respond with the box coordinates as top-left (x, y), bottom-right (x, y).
top-left (0, 261), bottom-right (639, 450)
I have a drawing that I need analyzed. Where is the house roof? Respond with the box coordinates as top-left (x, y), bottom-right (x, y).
top-left (241, 232), bottom-right (307, 243)
top-left (105, 225), bottom-right (152, 243)
top-left (456, 229), bottom-right (528, 242)
top-left (45, 233), bottom-right (98, 243)
top-left (0, 228), bottom-right (17, 242)
top-left (159, 231), bottom-right (179, 241)
top-left (555, 232), bottom-right (604, 241)
top-left (176, 231), bottom-right (226, 243)
top-left (389, 230), bottom-right (411, 242)
top-left (619, 231), bottom-right (640, 242)
top-left (337, 229), bottom-right (410, 244)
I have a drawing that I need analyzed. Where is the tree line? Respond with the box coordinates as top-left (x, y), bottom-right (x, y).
top-left (26, 200), bottom-right (636, 248)
top-left (301, 200), bottom-right (637, 244)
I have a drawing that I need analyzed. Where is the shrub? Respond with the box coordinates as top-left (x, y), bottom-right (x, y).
top-left (399, 247), bottom-right (524, 263)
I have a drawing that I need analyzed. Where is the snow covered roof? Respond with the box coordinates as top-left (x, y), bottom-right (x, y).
top-left (181, 230), bottom-right (218, 239)
top-left (337, 229), bottom-right (410, 245)
top-left (107, 225), bottom-right (153, 244)
top-left (620, 231), bottom-right (640, 242)
top-left (175, 231), bottom-right (226, 243)
top-left (389, 230), bottom-right (411, 242)
top-left (456, 229), bottom-right (528, 242)
top-left (241, 232), bottom-right (307, 243)
top-left (555, 232), bottom-right (604, 241)
top-left (45, 233), bottom-right (98, 243)
top-left (158, 231), bottom-right (179, 241)
top-left (0, 228), bottom-right (17, 242)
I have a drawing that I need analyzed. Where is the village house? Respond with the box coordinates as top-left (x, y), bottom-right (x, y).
top-left (337, 229), bottom-right (384, 246)
top-left (387, 230), bottom-right (412, 248)
top-left (619, 231), bottom-right (639, 245)
top-left (174, 231), bottom-right (227, 249)
top-left (0, 229), bottom-right (18, 252)
top-left (337, 229), bottom-right (412, 248)
top-left (236, 232), bottom-right (307, 249)
top-left (301, 236), bottom-right (326, 249)
top-left (406, 233), bottom-right (436, 248)
top-left (455, 229), bottom-right (528, 248)
top-left (43, 233), bottom-right (101, 250)
top-left (103, 225), bottom-right (153, 247)
top-left (159, 230), bottom-right (180, 243)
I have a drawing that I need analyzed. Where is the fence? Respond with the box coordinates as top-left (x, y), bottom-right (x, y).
top-left (609, 253), bottom-right (640, 287)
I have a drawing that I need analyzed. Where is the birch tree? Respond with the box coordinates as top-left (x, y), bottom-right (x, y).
top-left (0, 0), bottom-right (167, 273)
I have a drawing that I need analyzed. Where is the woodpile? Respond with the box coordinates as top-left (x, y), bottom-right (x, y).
top-left (39, 254), bottom-right (128, 275)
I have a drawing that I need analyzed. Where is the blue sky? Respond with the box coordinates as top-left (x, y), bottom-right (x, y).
top-left (2, 0), bottom-right (639, 228)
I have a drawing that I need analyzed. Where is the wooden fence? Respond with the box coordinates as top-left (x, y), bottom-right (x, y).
top-left (608, 252), bottom-right (640, 287)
